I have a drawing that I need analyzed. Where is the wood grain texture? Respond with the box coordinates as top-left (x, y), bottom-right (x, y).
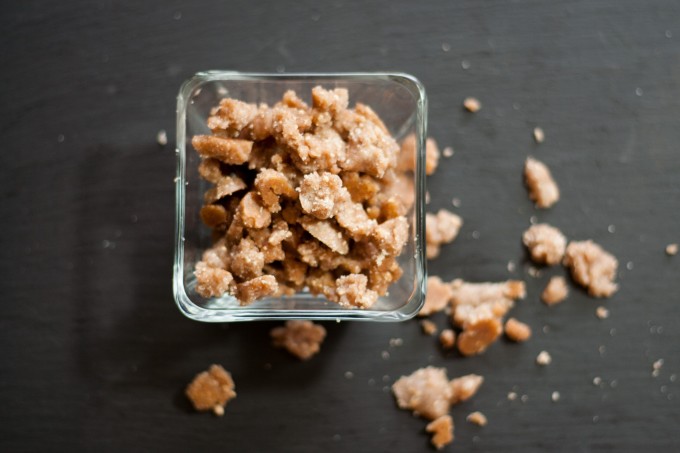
top-left (1, 0), bottom-right (679, 451)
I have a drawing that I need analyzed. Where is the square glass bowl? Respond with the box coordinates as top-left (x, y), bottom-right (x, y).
top-left (173, 71), bottom-right (427, 322)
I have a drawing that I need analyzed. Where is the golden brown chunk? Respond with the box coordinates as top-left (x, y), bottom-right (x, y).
top-left (667, 243), bottom-right (679, 256)
top-left (371, 217), bottom-right (409, 255)
top-left (235, 275), bottom-right (278, 305)
top-left (335, 200), bottom-right (377, 240)
top-left (192, 135), bottom-right (253, 165)
top-left (200, 204), bottom-right (228, 228)
top-left (270, 320), bottom-right (327, 360)
top-left (254, 169), bottom-right (296, 212)
top-left (523, 223), bottom-right (567, 265)
top-left (426, 415), bottom-right (454, 450)
top-left (421, 319), bottom-right (438, 336)
top-left (207, 98), bottom-right (259, 135)
top-left (504, 317), bottom-right (532, 342)
top-left (194, 261), bottom-right (233, 298)
top-left (463, 97), bottom-right (481, 112)
top-left (449, 374), bottom-right (484, 404)
top-left (439, 329), bottom-right (456, 349)
top-left (298, 172), bottom-right (347, 219)
top-left (300, 217), bottom-right (349, 255)
top-left (524, 157), bottom-right (560, 208)
top-left (384, 171), bottom-right (415, 211)
top-left (563, 240), bottom-right (618, 297)
top-left (418, 276), bottom-right (454, 317)
top-left (450, 279), bottom-right (526, 325)
top-left (311, 86), bottom-right (349, 113)
top-left (426, 209), bottom-right (463, 259)
top-left (186, 364), bottom-right (236, 415)
top-left (397, 134), bottom-right (440, 175)
top-left (198, 158), bottom-right (223, 183)
top-left (341, 172), bottom-right (380, 203)
top-left (230, 238), bottom-right (265, 280)
top-left (542, 276), bottom-right (569, 305)
top-left (297, 127), bottom-right (347, 173)
top-left (457, 318), bottom-right (503, 356)
top-left (203, 175), bottom-right (247, 204)
top-left (466, 411), bottom-right (488, 426)
top-left (305, 269), bottom-right (337, 300)
top-left (238, 192), bottom-right (271, 229)
top-left (392, 367), bottom-right (453, 420)
top-left (335, 274), bottom-right (378, 309)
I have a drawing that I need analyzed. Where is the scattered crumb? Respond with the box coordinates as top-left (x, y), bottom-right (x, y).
top-left (596, 306), bottom-right (610, 319)
top-left (533, 127), bottom-right (545, 143)
top-left (392, 367), bottom-right (453, 420)
top-left (185, 364), bottom-right (236, 415)
top-left (157, 129), bottom-right (168, 146)
top-left (439, 329), bottom-right (456, 349)
top-left (564, 240), bottom-right (619, 297)
top-left (466, 411), bottom-right (488, 426)
top-left (426, 209), bottom-right (463, 259)
top-left (507, 392), bottom-right (517, 401)
top-left (452, 197), bottom-right (461, 207)
top-left (426, 415), bottom-right (454, 450)
top-left (443, 146), bottom-right (454, 158)
top-left (345, 371), bottom-right (354, 379)
top-left (381, 350), bottom-right (391, 360)
top-left (542, 276), bottom-right (569, 305)
top-left (421, 319), bottom-right (438, 336)
top-left (521, 394), bottom-right (529, 403)
top-left (522, 223), bottom-right (567, 265)
top-left (419, 276), bottom-right (454, 316)
top-left (504, 318), bottom-right (532, 342)
top-left (536, 350), bottom-right (552, 366)
top-left (652, 359), bottom-right (664, 377)
top-left (593, 377), bottom-right (602, 386)
top-left (524, 157), bottom-right (560, 208)
top-left (463, 97), bottom-right (481, 113)
top-left (507, 260), bottom-right (516, 272)
top-left (666, 243), bottom-right (678, 256)
top-left (608, 224), bottom-right (616, 233)
top-left (389, 337), bottom-right (404, 347)
top-left (450, 374), bottom-right (484, 404)
top-left (270, 320), bottom-right (327, 360)
top-left (551, 391), bottom-right (560, 402)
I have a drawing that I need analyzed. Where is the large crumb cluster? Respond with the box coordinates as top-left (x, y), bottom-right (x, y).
top-left (271, 320), bottom-right (327, 360)
top-left (192, 87), bottom-right (412, 307)
top-left (186, 364), bottom-right (236, 416)
top-left (392, 367), bottom-right (483, 449)
top-left (563, 240), bottom-right (618, 297)
top-left (524, 157), bottom-right (559, 208)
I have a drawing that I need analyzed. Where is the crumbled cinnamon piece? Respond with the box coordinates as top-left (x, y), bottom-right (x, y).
top-left (371, 217), bottom-right (409, 255)
top-left (457, 317), bottom-right (503, 356)
top-left (298, 172), bottom-right (347, 219)
top-left (207, 98), bottom-right (258, 135)
top-left (200, 204), bottom-right (228, 228)
top-left (439, 329), bottom-right (456, 349)
top-left (536, 350), bottom-right (552, 366)
top-left (192, 135), bottom-right (253, 165)
top-left (230, 238), bottom-right (265, 280)
top-left (335, 274), bottom-right (379, 309)
top-left (524, 157), bottom-right (560, 208)
top-left (203, 175), bottom-right (247, 204)
top-left (270, 320), bottom-right (327, 360)
top-left (450, 374), bottom-right (484, 404)
top-left (542, 276), bottom-right (568, 305)
top-left (418, 276), bottom-right (453, 316)
top-left (300, 217), bottom-right (349, 255)
top-left (421, 319), bottom-right (438, 336)
top-left (504, 318), bottom-right (532, 342)
top-left (450, 279), bottom-right (526, 317)
top-left (426, 415), bottom-right (454, 450)
top-left (341, 172), bottom-right (380, 203)
top-left (523, 223), bottom-right (567, 265)
top-left (596, 306), bottom-right (610, 319)
top-left (463, 97), bottom-right (481, 112)
top-left (563, 240), bottom-right (618, 297)
top-left (194, 261), bottom-right (233, 298)
top-left (235, 275), bottom-right (278, 305)
top-left (198, 158), bottom-right (223, 183)
top-left (254, 169), bottom-right (296, 212)
top-left (533, 127), bottom-right (545, 143)
top-left (186, 364), bottom-right (236, 415)
top-left (392, 367), bottom-right (453, 420)
top-left (335, 199), bottom-right (377, 240)
top-left (666, 243), bottom-right (678, 256)
top-left (426, 209), bottom-right (463, 259)
top-left (466, 411), bottom-right (487, 426)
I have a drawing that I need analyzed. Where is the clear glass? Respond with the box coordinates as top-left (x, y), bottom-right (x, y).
top-left (173, 71), bottom-right (427, 322)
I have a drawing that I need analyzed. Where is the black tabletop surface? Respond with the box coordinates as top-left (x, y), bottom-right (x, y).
top-left (2, 0), bottom-right (679, 451)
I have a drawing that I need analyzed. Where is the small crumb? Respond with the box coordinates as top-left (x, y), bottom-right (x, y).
top-left (443, 147), bottom-right (454, 158)
top-left (507, 260), bottom-right (516, 272)
top-left (665, 30), bottom-right (673, 38)
top-left (461, 60), bottom-right (471, 70)
top-left (504, 318), bottom-right (532, 342)
top-left (421, 319), bottom-right (438, 336)
top-left (551, 391), bottom-right (560, 402)
top-left (608, 224), bottom-right (616, 233)
top-left (635, 87), bottom-right (643, 96)
top-left (472, 230), bottom-right (481, 239)
top-left (452, 197), bottom-right (461, 207)
top-left (389, 337), bottom-right (404, 347)
top-left (530, 215), bottom-right (538, 225)
top-left (382, 374), bottom-right (391, 383)
top-left (507, 392), bottom-right (517, 401)
top-left (521, 394), bottom-right (529, 403)
top-left (542, 325), bottom-right (550, 334)
top-left (57, 134), bottom-right (65, 143)
top-left (593, 377), bottom-right (602, 386)
top-left (533, 127), bottom-right (545, 143)
top-left (527, 266), bottom-right (541, 278)
top-left (599, 345), bottom-right (606, 355)
top-left (463, 97), bottom-right (481, 113)
top-left (536, 350), bottom-right (552, 366)
top-left (345, 371), bottom-right (354, 380)
top-left (466, 411), bottom-right (488, 426)
top-left (542, 276), bottom-right (568, 305)
top-left (425, 191), bottom-right (431, 204)
top-left (441, 42), bottom-right (451, 52)
top-left (666, 243), bottom-right (678, 256)
top-left (185, 364), bottom-right (236, 415)
top-left (593, 415), bottom-right (600, 423)
top-left (439, 329), bottom-right (456, 349)
top-left (596, 306), bottom-right (610, 319)
top-left (271, 321), bottom-right (327, 360)
top-left (381, 350), bottom-right (390, 360)
top-left (157, 129), bottom-right (168, 146)
top-left (610, 379), bottom-right (618, 388)
top-left (652, 359), bottom-right (664, 377)
top-left (426, 415), bottom-right (454, 450)
top-left (524, 157), bottom-right (560, 208)
top-left (626, 261), bottom-right (634, 270)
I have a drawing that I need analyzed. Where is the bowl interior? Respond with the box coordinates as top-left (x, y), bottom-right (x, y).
top-left (175, 73), bottom-right (426, 321)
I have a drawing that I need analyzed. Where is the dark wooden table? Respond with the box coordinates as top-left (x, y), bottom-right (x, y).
top-left (2, 0), bottom-right (679, 451)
